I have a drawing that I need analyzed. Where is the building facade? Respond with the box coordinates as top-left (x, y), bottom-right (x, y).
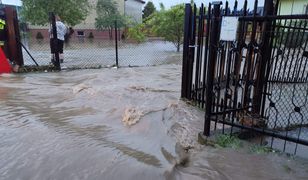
top-left (124, 0), bottom-right (145, 24)
top-left (278, 0), bottom-right (308, 15)
top-left (29, 0), bottom-right (144, 39)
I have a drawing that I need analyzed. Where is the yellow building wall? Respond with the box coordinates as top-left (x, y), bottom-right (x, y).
top-left (72, 0), bottom-right (124, 29)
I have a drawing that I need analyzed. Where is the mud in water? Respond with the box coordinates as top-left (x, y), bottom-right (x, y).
top-left (0, 65), bottom-right (308, 180)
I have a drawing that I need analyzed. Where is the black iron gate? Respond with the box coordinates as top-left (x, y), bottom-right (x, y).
top-left (181, 0), bottom-right (308, 155)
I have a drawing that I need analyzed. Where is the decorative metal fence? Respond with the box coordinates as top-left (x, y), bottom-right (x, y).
top-left (181, 0), bottom-right (308, 155)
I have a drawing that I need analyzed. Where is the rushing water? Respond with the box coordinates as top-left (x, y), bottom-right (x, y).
top-left (0, 65), bottom-right (308, 180)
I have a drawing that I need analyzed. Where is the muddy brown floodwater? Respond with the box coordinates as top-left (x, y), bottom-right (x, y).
top-left (0, 64), bottom-right (308, 180)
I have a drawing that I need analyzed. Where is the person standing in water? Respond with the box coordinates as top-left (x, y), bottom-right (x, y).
top-left (49, 15), bottom-right (67, 64)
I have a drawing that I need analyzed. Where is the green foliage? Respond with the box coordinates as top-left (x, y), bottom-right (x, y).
top-left (95, 0), bottom-right (128, 39)
top-left (127, 24), bottom-right (146, 43)
top-left (36, 32), bottom-right (44, 39)
top-left (88, 32), bottom-right (94, 39)
top-left (20, 0), bottom-right (90, 26)
top-left (143, 1), bottom-right (156, 20)
top-left (215, 135), bottom-right (242, 149)
top-left (96, 0), bottom-right (117, 16)
top-left (159, 3), bottom-right (165, 11)
top-left (95, 13), bottom-right (127, 30)
top-left (250, 145), bottom-right (273, 154)
top-left (147, 4), bottom-right (185, 52)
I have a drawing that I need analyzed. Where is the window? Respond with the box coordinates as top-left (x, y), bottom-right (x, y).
top-left (77, 31), bottom-right (85, 37)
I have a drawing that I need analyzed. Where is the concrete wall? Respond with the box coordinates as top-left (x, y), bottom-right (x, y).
top-left (279, 0), bottom-right (308, 15)
top-left (124, 0), bottom-right (144, 24)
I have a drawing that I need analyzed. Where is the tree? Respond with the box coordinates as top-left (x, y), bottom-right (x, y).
top-left (159, 3), bottom-right (165, 11)
top-left (127, 24), bottom-right (146, 43)
top-left (95, 0), bottom-right (127, 39)
top-left (20, 0), bottom-right (90, 26)
top-left (148, 4), bottom-right (185, 52)
top-left (142, 1), bottom-right (156, 20)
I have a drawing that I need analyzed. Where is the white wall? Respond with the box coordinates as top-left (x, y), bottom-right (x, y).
top-left (125, 0), bottom-right (143, 24)
top-left (279, 0), bottom-right (308, 15)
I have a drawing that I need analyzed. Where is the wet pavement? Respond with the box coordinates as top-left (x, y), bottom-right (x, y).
top-left (0, 65), bottom-right (308, 180)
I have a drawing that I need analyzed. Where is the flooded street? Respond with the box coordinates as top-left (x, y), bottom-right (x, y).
top-left (0, 65), bottom-right (308, 180)
top-left (22, 39), bottom-right (181, 68)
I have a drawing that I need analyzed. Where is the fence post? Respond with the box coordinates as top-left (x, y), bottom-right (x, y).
top-left (253, 0), bottom-right (274, 115)
top-left (186, 4), bottom-right (197, 100)
top-left (5, 7), bottom-right (23, 66)
top-left (114, 20), bottom-right (119, 67)
top-left (181, 4), bottom-right (192, 99)
top-left (50, 12), bottom-right (61, 70)
top-left (203, 2), bottom-right (222, 136)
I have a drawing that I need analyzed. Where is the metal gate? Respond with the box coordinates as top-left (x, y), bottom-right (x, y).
top-left (181, 0), bottom-right (308, 155)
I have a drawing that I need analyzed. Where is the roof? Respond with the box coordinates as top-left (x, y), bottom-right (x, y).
top-left (125, 0), bottom-right (146, 4)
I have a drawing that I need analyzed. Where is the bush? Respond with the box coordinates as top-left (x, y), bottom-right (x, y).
top-left (88, 32), bottom-right (94, 39)
top-left (36, 32), bottom-right (44, 39)
top-left (127, 24), bottom-right (146, 43)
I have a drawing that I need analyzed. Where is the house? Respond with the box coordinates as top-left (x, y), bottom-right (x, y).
top-left (278, 0), bottom-right (308, 15)
top-left (72, 0), bottom-right (125, 37)
top-left (28, 0), bottom-right (144, 39)
top-left (124, 0), bottom-right (145, 24)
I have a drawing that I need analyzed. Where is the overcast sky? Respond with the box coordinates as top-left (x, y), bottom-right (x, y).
top-left (2, 0), bottom-right (22, 6)
top-left (2, 0), bottom-right (265, 10)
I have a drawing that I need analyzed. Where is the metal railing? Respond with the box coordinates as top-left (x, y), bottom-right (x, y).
top-left (181, 0), bottom-right (308, 155)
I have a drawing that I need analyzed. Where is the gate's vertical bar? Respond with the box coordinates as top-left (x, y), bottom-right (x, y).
top-left (198, 5), bottom-right (205, 105)
top-left (231, 1), bottom-right (245, 134)
top-left (187, 4), bottom-right (197, 100)
top-left (50, 12), bottom-right (61, 70)
top-left (253, 0), bottom-right (274, 115)
top-left (195, 4), bottom-right (204, 105)
top-left (233, 0), bottom-right (238, 15)
top-left (243, 0), bottom-right (258, 109)
top-left (181, 3), bottom-right (192, 99)
top-left (204, 2), bottom-right (222, 136)
top-left (115, 20), bottom-right (119, 67)
top-left (201, 3), bottom-right (212, 109)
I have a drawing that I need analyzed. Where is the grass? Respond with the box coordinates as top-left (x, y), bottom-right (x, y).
top-left (213, 134), bottom-right (280, 155)
top-left (18, 65), bottom-right (57, 73)
top-left (215, 134), bottom-right (242, 149)
top-left (250, 145), bottom-right (273, 154)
